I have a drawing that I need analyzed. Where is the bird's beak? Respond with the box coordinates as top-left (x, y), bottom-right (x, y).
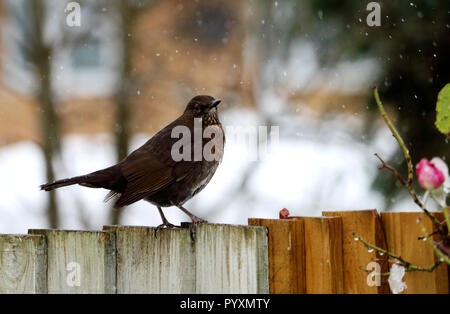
top-left (210, 99), bottom-right (221, 108)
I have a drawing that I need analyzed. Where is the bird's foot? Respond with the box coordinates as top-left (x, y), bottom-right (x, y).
top-left (156, 222), bottom-right (181, 230)
top-left (154, 222), bottom-right (181, 237)
top-left (172, 202), bottom-right (208, 224)
top-left (185, 216), bottom-right (208, 241)
top-left (190, 215), bottom-right (208, 224)
top-left (170, 202), bottom-right (207, 240)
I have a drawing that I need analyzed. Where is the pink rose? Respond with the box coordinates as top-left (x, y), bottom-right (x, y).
top-left (416, 158), bottom-right (445, 190)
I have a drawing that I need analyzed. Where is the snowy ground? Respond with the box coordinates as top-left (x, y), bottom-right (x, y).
top-left (0, 108), bottom-right (417, 234)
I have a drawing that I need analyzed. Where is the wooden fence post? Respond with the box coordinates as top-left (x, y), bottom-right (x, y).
top-left (248, 218), bottom-right (305, 294)
top-left (28, 229), bottom-right (116, 294)
top-left (381, 212), bottom-right (449, 294)
top-left (0, 234), bottom-right (47, 294)
top-left (106, 223), bottom-right (268, 294)
top-left (322, 209), bottom-right (389, 294)
top-left (103, 225), bottom-right (195, 294)
top-left (194, 224), bottom-right (269, 294)
top-left (297, 216), bottom-right (344, 294)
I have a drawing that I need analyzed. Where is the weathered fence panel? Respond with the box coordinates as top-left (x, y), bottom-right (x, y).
top-left (300, 216), bottom-right (344, 294)
top-left (322, 209), bottom-right (389, 294)
top-left (194, 224), bottom-right (269, 294)
top-left (103, 225), bottom-right (195, 294)
top-left (0, 234), bottom-right (47, 294)
top-left (381, 212), bottom-right (449, 294)
top-left (248, 218), bottom-right (305, 294)
top-left (105, 223), bottom-right (269, 294)
top-left (28, 229), bottom-right (116, 294)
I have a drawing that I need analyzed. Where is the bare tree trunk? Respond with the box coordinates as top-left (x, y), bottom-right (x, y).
top-left (37, 54), bottom-right (60, 228)
top-left (115, 4), bottom-right (133, 163)
top-left (30, 0), bottom-right (60, 228)
top-left (111, 0), bottom-right (136, 225)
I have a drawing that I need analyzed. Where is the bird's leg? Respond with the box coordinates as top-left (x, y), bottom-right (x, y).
top-left (171, 202), bottom-right (208, 223)
top-left (155, 206), bottom-right (180, 235)
top-left (170, 202), bottom-right (207, 241)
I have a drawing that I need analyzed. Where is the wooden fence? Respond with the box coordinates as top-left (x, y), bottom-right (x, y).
top-left (0, 210), bottom-right (448, 294)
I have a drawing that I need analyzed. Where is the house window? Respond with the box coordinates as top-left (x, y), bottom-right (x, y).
top-left (2, 0), bottom-right (119, 97)
top-left (71, 38), bottom-right (102, 69)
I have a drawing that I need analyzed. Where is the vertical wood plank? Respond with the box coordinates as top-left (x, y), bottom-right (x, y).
top-left (195, 223), bottom-right (269, 294)
top-left (28, 229), bottom-right (116, 294)
top-left (381, 212), bottom-right (449, 294)
top-left (103, 225), bottom-right (195, 294)
top-left (248, 218), bottom-right (305, 293)
top-left (0, 234), bottom-right (47, 294)
top-left (322, 209), bottom-right (389, 294)
top-left (298, 217), bottom-right (344, 294)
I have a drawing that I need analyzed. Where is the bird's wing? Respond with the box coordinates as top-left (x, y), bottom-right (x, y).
top-left (114, 149), bottom-right (181, 208)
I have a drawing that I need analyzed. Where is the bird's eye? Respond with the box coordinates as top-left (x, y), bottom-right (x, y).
top-left (193, 103), bottom-right (200, 111)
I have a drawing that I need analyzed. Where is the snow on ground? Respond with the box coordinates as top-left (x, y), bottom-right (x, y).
top-left (0, 109), bottom-right (413, 234)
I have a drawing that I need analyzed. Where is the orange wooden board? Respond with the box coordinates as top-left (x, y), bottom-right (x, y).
top-left (248, 218), bottom-right (305, 293)
top-left (322, 209), bottom-right (389, 293)
top-left (293, 216), bottom-right (344, 294)
top-left (381, 212), bottom-right (449, 294)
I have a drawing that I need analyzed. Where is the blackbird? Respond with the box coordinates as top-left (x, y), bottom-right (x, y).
top-left (41, 95), bottom-right (225, 229)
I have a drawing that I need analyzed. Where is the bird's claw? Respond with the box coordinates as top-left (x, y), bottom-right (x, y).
top-left (186, 217), bottom-right (208, 241)
top-left (191, 216), bottom-right (208, 224)
top-left (154, 222), bottom-right (181, 237)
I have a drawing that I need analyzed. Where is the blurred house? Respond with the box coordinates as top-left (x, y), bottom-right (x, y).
top-left (0, 0), bottom-right (252, 147)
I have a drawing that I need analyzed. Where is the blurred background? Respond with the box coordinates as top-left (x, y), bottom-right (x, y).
top-left (0, 0), bottom-right (448, 233)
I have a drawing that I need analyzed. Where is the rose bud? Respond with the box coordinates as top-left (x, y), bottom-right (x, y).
top-left (430, 157), bottom-right (450, 192)
top-left (416, 158), bottom-right (445, 190)
top-left (279, 208), bottom-right (290, 219)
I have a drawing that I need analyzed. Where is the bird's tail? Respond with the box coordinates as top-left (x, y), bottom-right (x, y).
top-left (40, 165), bottom-right (122, 192)
top-left (40, 175), bottom-right (88, 191)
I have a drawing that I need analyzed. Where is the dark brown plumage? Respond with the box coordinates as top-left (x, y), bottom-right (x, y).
top-left (41, 95), bottom-right (225, 228)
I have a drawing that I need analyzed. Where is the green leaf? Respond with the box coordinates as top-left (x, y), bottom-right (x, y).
top-left (436, 83), bottom-right (450, 137)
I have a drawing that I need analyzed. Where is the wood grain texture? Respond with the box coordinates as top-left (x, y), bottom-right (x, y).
top-left (28, 229), bottom-right (116, 294)
top-left (0, 234), bottom-right (47, 294)
top-left (195, 223), bottom-right (269, 294)
top-left (322, 210), bottom-right (389, 294)
top-left (299, 217), bottom-right (344, 294)
top-left (381, 212), bottom-right (449, 294)
top-left (248, 218), bottom-right (305, 293)
top-left (103, 225), bottom-right (195, 294)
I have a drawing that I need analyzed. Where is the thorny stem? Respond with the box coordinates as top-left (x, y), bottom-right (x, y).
top-left (359, 266), bottom-right (390, 277)
top-left (374, 153), bottom-right (406, 186)
top-left (443, 206), bottom-right (450, 236)
top-left (409, 191), bottom-right (442, 230)
top-left (374, 87), bottom-right (413, 185)
top-left (418, 229), bottom-right (438, 241)
top-left (353, 233), bottom-right (442, 273)
top-left (373, 87), bottom-right (441, 229)
top-left (419, 221), bottom-right (450, 266)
